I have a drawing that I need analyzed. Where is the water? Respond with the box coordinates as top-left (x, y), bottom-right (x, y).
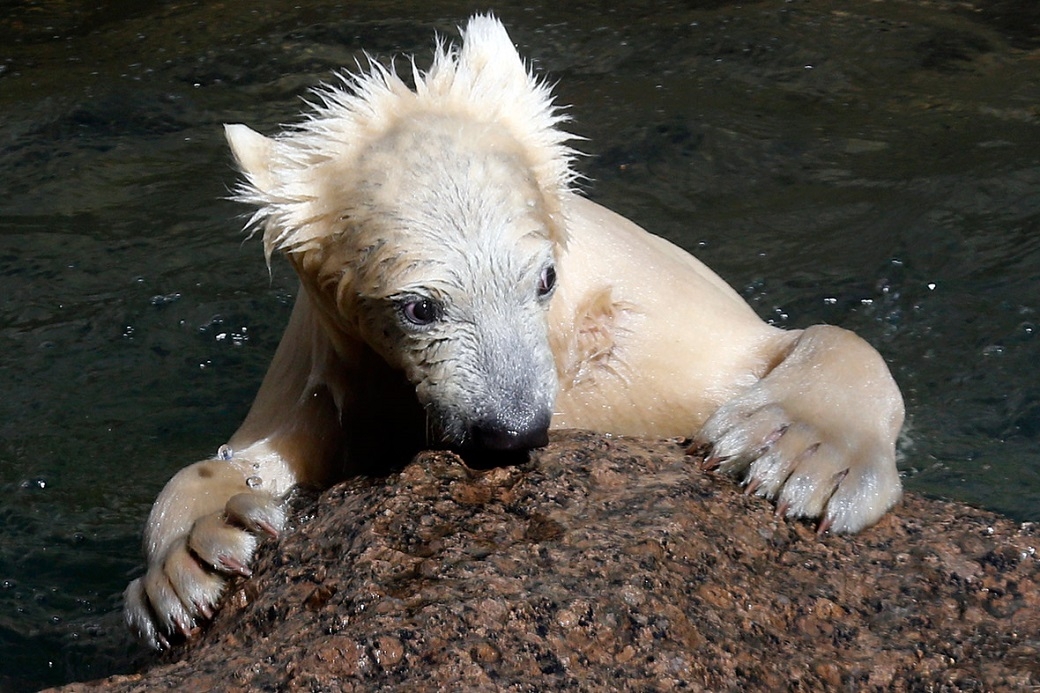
top-left (1, 0), bottom-right (1037, 688)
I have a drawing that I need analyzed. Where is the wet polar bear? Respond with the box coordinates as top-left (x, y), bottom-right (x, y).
top-left (125, 15), bottom-right (904, 648)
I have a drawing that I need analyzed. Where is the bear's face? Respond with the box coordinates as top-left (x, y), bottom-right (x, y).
top-left (328, 116), bottom-right (562, 451)
top-left (226, 17), bottom-right (578, 454)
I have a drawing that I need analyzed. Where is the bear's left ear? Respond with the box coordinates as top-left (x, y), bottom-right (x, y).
top-left (455, 14), bottom-right (529, 90)
top-left (225, 123), bottom-right (277, 194)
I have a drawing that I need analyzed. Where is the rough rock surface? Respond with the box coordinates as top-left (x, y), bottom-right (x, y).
top-left (54, 432), bottom-right (1039, 691)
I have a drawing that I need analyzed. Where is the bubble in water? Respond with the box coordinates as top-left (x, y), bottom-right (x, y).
top-left (246, 476), bottom-right (263, 489)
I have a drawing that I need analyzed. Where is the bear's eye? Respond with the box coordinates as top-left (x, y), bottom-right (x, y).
top-left (537, 264), bottom-right (557, 298)
top-left (399, 297), bottom-right (443, 326)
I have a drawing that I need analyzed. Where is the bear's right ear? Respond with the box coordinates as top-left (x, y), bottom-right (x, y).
top-left (225, 123), bottom-right (277, 194)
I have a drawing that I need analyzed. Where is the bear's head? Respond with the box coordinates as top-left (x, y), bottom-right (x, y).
top-left (225, 15), bottom-right (577, 452)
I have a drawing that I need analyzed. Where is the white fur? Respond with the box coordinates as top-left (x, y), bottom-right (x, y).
top-left (124, 15), bottom-right (904, 650)
top-left (232, 14), bottom-right (577, 262)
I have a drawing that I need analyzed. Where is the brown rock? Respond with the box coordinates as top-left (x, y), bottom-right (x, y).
top-left (51, 432), bottom-right (1040, 691)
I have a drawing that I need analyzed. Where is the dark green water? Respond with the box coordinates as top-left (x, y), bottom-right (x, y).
top-left (0, 0), bottom-right (1037, 689)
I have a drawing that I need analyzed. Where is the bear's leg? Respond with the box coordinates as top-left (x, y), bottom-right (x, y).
top-left (124, 292), bottom-right (346, 648)
top-left (693, 324), bottom-right (904, 533)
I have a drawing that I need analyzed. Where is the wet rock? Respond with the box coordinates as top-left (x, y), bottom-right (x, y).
top-left (52, 432), bottom-right (1040, 691)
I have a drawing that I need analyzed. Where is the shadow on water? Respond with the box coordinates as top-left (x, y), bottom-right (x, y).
top-left (0, 0), bottom-right (1037, 688)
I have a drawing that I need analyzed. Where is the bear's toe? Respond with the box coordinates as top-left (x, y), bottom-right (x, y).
top-left (188, 512), bottom-right (259, 576)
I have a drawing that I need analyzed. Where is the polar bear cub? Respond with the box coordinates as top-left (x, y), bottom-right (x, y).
top-left (124, 15), bottom-right (904, 648)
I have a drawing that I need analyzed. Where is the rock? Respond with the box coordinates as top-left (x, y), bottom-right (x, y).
top-left (51, 432), bottom-right (1040, 691)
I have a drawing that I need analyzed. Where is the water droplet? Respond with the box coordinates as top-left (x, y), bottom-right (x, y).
top-left (217, 445), bottom-right (233, 461)
top-left (246, 476), bottom-right (263, 489)
top-left (150, 293), bottom-right (181, 307)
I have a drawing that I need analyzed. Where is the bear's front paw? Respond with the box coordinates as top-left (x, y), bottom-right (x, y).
top-left (692, 400), bottom-right (901, 534)
top-left (689, 326), bottom-right (904, 534)
top-left (123, 491), bottom-right (284, 649)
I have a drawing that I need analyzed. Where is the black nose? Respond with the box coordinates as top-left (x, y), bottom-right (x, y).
top-left (469, 414), bottom-right (550, 451)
